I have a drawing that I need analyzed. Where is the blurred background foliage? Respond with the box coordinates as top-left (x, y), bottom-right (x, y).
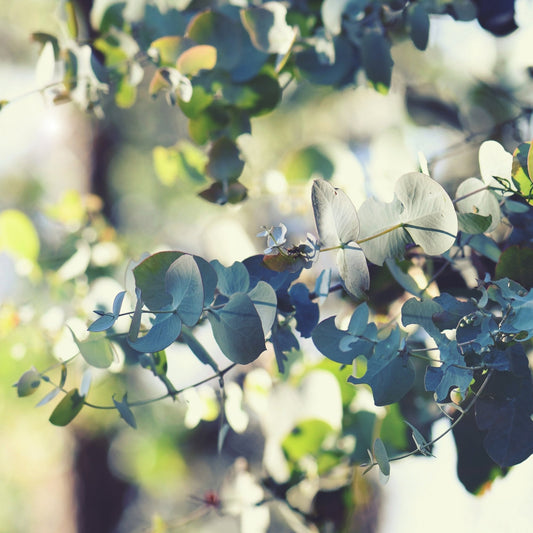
top-left (2, 1), bottom-right (533, 532)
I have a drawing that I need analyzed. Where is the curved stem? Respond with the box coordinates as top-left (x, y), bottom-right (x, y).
top-left (357, 223), bottom-right (404, 244)
top-left (364, 369), bottom-right (494, 467)
top-left (43, 363), bottom-right (238, 411)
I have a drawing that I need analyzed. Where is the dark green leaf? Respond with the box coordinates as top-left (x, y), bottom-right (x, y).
top-left (457, 213), bottom-right (493, 234)
top-left (361, 32), bottom-right (393, 93)
top-left (198, 180), bottom-right (248, 204)
top-left (495, 246), bottom-right (533, 289)
top-left (208, 293), bottom-right (266, 364)
top-left (49, 388), bottom-right (84, 426)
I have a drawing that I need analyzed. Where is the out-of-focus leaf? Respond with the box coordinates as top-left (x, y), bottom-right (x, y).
top-left (149, 36), bottom-right (194, 66)
top-left (49, 388), bottom-right (84, 426)
top-left (177, 45), bottom-right (217, 75)
top-left (206, 137), bottom-right (245, 183)
top-left (71, 330), bottom-right (115, 368)
top-left (282, 145), bottom-right (334, 183)
top-left (296, 34), bottom-right (359, 86)
top-left (113, 393), bottom-right (137, 428)
top-left (152, 141), bottom-right (208, 186)
top-left (186, 11), bottom-right (242, 71)
top-left (495, 246), bottom-right (533, 289)
top-left (282, 419), bottom-right (333, 461)
top-left (15, 367), bottom-right (41, 397)
top-left (408, 4), bottom-right (430, 51)
top-left (241, 2), bottom-right (295, 55)
top-left (36, 388), bottom-right (61, 407)
top-left (0, 209), bottom-right (40, 263)
top-left (199, 180), bottom-right (248, 205)
top-left (361, 32), bottom-right (393, 93)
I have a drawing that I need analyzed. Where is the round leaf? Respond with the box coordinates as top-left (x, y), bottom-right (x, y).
top-left (359, 173), bottom-right (457, 265)
top-left (165, 254), bottom-right (204, 326)
top-left (208, 293), bottom-right (266, 364)
top-left (15, 367), bottom-right (41, 397)
top-left (312, 178), bottom-right (360, 247)
top-left (177, 45), bottom-right (217, 75)
top-left (206, 137), bottom-right (245, 182)
top-left (455, 177), bottom-right (501, 232)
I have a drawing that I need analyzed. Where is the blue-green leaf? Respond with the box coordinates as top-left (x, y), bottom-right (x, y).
top-left (208, 293), bottom-right (266, 364)
top-left (314, 268), bottom-right (331, 304)
top-left (88, 290), bottom-right (126, 332)
top-left (270, 321), bottom-right (299, 373)
top-left (113, 393), bottom-right (137, 429)
top-left (347, 303), bottom-right (369, 337)
top-left (241, 2), bottom-right (295, 55)
top-left (289, 283), bottom-right (319, 338)
top-left (373, 437), bottom-right (390, 479)
top-left (211, 259), bottom-right (250, 295)
top-left (386, 258), bottom-right (423, 297)
top-left (401, 297), bottom-right (444, 343)
top-left (165, 254), bottom-right (204, 326)
top-left (424, 340), bottom-right (473, 402)
top-left (248, 280), bottom-right (277, 336)
top-left (409, 4), bottom-right (430, 51)
top-left (128, 313), bottom-right (182, 353)
top-left (348, 329), bottom-right (415, 406)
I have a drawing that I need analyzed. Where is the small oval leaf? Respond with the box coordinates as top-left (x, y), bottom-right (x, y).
top-left (49, 388), bottom-right (85, 426)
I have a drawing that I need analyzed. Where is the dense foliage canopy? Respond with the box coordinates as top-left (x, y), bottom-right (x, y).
top-left (4, 0), bottom-right (533, 531)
